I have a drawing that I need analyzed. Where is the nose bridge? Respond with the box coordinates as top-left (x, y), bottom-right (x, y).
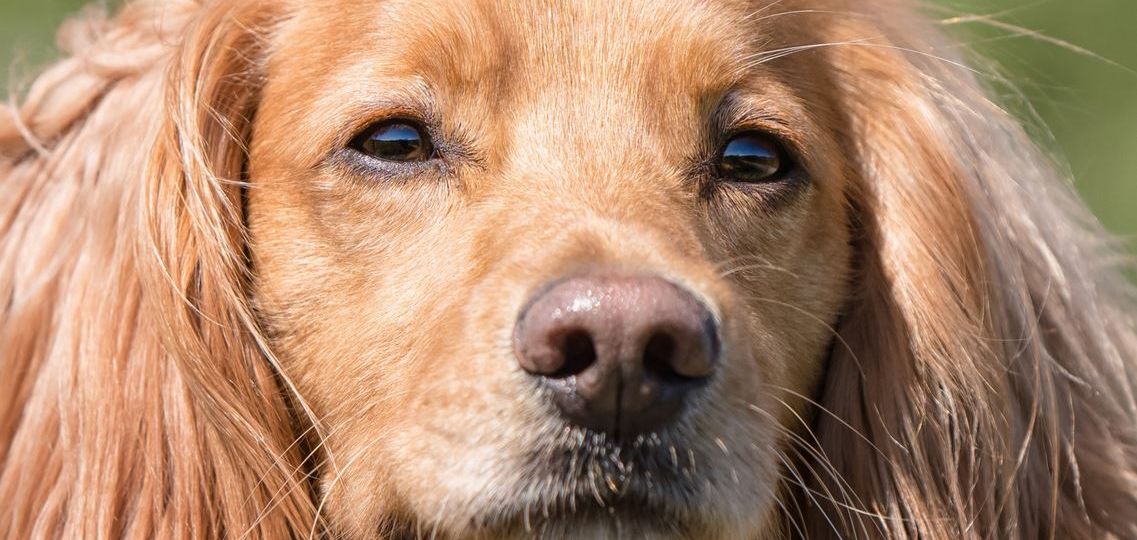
top-left (465, 79), bottom-right (714, 306)
top-left (478, 133), bottom-right (706, 299)
top-left (497, 98), bottom-right (697, 244)
top-left (508, 83), bottom-right (664, 195)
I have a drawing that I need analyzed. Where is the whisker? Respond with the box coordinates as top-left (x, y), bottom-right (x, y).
top-left (741, 38), bottom-right (878, 69)
top-left (307, 433), bottom-right (391, 540)
top-left (772, 477), bottom-right (809, 540)
top-left (246, 418), bottom-right (351, 538)
top-left (767, 399), bottom-right (863, 507)
top-left (758, 384), bottom-right (890, 460)
top-left (747, 401), bottom-right (865, 524)
top-left (774, 451), bottom-right (842, 537)
top-left (716, 254), bottom-right (802, 280)
top-left (738, 0), bottom-right (789, 23)
top-left (748, 8), bottom-right (869, 26)
top-left (742, 293), bottom-right (866, 374)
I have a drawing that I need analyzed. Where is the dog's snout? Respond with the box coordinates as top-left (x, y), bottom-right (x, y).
top-left (514, 274), bottom-right (719, 437)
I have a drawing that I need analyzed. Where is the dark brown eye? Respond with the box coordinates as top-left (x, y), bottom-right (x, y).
top-left (352, 121), bottom-right (434, 162)
top-left (717, 133), bottom-right (787, 182)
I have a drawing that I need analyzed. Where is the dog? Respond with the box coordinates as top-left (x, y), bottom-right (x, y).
top-left (2, 0), bottom-right (1135, 538)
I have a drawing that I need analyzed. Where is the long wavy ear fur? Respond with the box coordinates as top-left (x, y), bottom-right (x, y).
top-left (0, 2), bottom-right (317, 537)
top-left (791, 3), bottom-right (1137, 539)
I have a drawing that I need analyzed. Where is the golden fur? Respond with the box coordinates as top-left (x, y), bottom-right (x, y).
top-left (1, 0), bottom-right (1135, 538)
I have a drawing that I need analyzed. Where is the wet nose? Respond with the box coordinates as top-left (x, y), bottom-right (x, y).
top-left (513, 273), bottom-right (719, 438)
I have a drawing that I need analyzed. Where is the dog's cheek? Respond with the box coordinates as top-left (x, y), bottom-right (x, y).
top-left (706, 180), bottom-right (853, 426)
top-left (244, 172), bottom-right (488, 530)
top-left (343, 238), bottom-right (555, 533)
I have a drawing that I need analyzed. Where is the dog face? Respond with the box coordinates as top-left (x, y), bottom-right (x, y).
top-left (247, 0), bottom-right (851, 536)
top-left (6, 0), bottom-right (1137, 537)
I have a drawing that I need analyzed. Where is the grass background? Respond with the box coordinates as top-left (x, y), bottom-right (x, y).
top-left (2, 0), bottom-right (1134, 247)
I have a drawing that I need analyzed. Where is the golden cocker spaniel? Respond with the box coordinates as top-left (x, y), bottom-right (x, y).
top-left (2, 0), bottom-right (1135, 538)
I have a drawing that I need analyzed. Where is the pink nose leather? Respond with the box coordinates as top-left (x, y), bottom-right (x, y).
top-left (513, 274), bottom-right (719, 437)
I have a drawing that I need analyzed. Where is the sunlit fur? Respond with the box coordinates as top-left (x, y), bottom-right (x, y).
top-left (2, 0), bottom-right (1135, 538)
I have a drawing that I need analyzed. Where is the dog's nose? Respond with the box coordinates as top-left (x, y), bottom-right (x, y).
top-left (514, 274), bottom-right (719, 437)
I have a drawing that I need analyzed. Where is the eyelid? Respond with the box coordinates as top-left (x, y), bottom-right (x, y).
top-left (722, 119), bottom-right (801, 153)
top-left (712, 92), bottom-right (807, 158)
top-left (355, 117), bottom-right (431, 142)
top-left (348, 111), bottom-right (433, 146)
top-left (335, 96), bottom-right (439, 149)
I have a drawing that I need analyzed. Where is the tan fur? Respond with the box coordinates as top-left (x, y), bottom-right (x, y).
top-left (1, 1), bottom-right (1134, 538)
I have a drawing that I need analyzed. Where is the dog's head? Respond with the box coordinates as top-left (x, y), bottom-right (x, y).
top-left (248, 0), bottom-right (856, 535)
top-left (3, 0), bottom-right (1136, 538)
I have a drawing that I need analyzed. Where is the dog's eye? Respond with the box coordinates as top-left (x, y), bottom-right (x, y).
top-left (717, 133), bottom-right (787, 182)
top-left (351, 121), bottom-right (434, 162)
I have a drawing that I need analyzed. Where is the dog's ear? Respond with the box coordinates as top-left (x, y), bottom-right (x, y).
top-left (1, 2), bottom-right (318, 537)
top-left (789, 9), bottom-right (1137, 539)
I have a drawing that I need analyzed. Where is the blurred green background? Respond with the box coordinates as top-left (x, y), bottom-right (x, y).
top-left (2, 0), bottom-right (1134, 247)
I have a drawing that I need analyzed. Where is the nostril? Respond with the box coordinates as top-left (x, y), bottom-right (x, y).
top-left (642, 331), bottom-right (681, 380)
top-left (644, 318), bottom-right (718, 382)
top-left (552, 329), bottom-right (596, 378)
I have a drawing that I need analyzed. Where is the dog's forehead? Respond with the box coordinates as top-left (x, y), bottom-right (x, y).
top-left (263, 0), bottom-right (810, 169)
top-left (287, 0), bottom-right (763, 101)
top-left (403, 0), bottom-right (748, 87)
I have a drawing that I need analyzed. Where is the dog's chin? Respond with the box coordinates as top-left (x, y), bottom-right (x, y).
top-left (383, 428), bottom-right (755, 540)
top-left (384, 511), bottom-right (683, 540)
top-left (501, 432), bottom-right (702, 535)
